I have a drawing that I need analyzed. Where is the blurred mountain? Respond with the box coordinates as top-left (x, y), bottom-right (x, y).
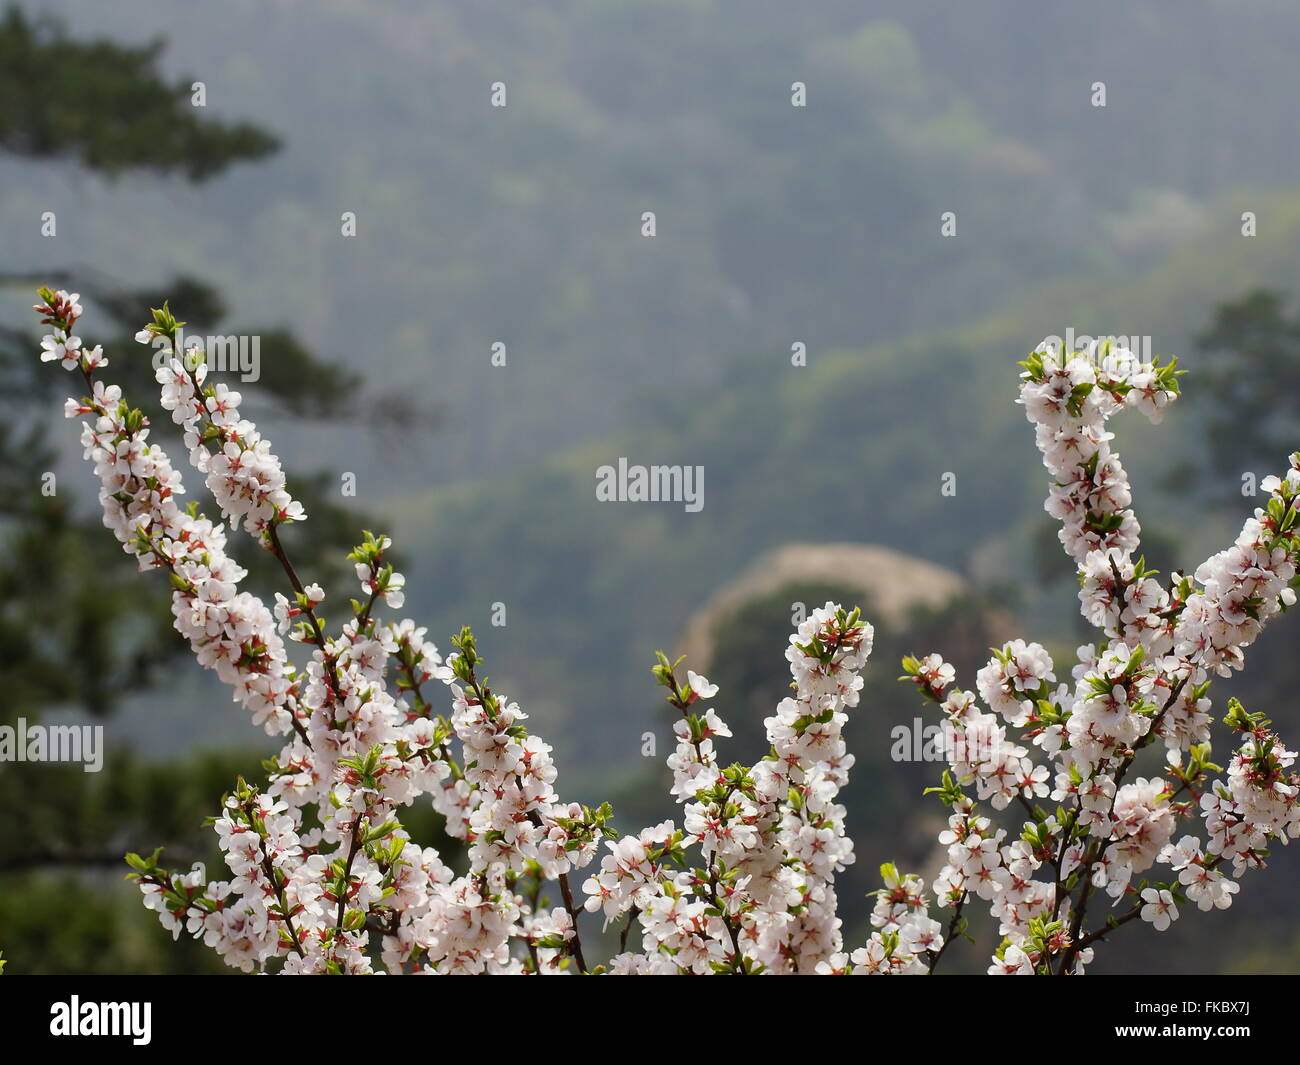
top-left (388, 190), bottom-right (1300, 783)
top-left (676, 542), bottom-right (973, 669)
top-left (10, 0), bottom-right (1300, 490)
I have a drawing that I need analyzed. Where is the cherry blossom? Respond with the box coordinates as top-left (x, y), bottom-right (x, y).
top-left (34, 293), bottom-right (1300, 975)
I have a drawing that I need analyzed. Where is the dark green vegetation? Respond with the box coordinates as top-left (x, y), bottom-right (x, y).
top-left (0, 5), bottom-right (398, 972)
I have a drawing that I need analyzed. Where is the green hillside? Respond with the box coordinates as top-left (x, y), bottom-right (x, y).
top-left (388, 188), bottom-right (1300, 780)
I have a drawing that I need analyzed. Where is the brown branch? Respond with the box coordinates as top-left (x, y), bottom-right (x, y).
top-left (927, 893), bottom-right (967, 975)
top-left (556, 871), bottom-right (589, 973)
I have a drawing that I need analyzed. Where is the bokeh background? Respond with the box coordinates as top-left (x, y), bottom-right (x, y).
top-left (3, 0), bottom-right (1300, 973)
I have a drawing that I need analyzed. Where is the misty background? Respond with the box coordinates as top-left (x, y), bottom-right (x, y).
top-left (3, 0), bottom-right (1300, 973)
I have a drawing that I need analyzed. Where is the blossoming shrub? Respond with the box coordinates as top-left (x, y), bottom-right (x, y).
top-left (33, 288), bottom-right (1300, 974)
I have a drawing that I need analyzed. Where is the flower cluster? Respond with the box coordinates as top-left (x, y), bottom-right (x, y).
top-left (587, 605), bottom-right (873, 973)
top-left (38, 290), bottom-right (300, 737)
top-left (40, 289), bottom-right (604, 974)
top-left (36, 293), bottom-right (1300, 975)
top-left (874, 338), bottom-right (1300, 974)
top-left (143, 305), bottom-right (305, 537)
